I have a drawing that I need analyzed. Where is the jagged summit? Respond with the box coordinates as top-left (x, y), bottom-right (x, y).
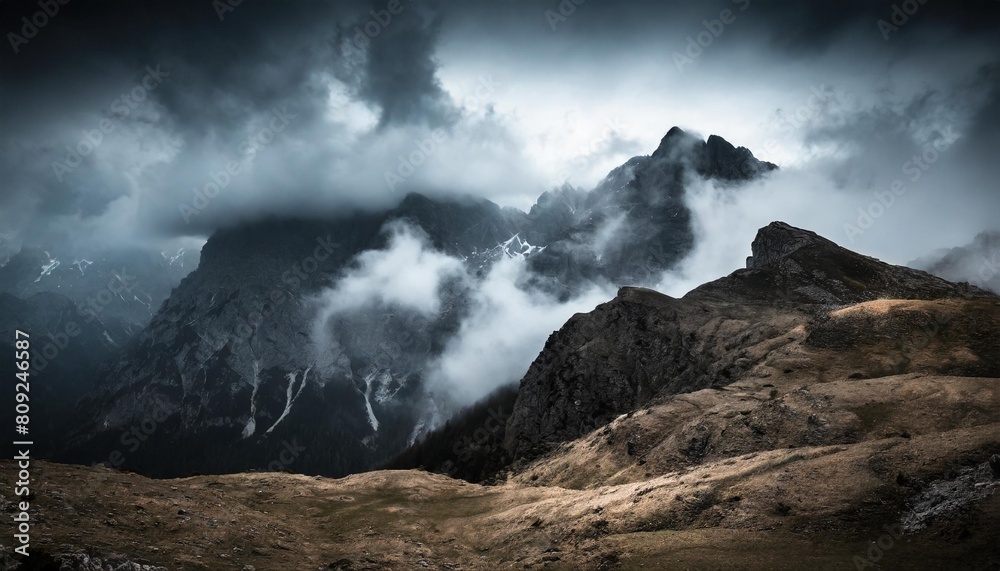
top-left (746, 221), bottom-right (833, 269)
top-left (650, 126), bottom-right (702, 159)
top-left (650, 126), bottom-right (778, 181)
top-left (690, 221), bottom-right (993, 305)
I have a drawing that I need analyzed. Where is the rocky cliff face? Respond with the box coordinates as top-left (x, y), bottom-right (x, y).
top-left (59, 128), bottom-right (775, 477)
top-left (524, 127), bottom-right (776, 296)
top-left (503, 221), bottom-right (996, 462)
top-left (62, 196), bottom-right (517, 476)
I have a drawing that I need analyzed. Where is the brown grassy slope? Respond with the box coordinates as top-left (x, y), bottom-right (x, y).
top-left (514, 298), bottom-right (1000, 489)
top-left (2, 426), bottom-right (998, 571)
top-left (1, 298), bottom-right (998, 570)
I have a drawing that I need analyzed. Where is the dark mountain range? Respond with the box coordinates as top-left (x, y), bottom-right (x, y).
top-left (0, 246), bottom-right (198, 459)
top-left (52, 128), bottom-right (776, 477)
top-left (0, 246), bottom-right (198, 328)
top-left (0, 291), bottom-right (132, 457)
top-left (9, 221), bottom-right (999, 570)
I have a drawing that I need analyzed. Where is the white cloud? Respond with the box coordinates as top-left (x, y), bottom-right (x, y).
top-left (426, 255), bottom-right (613, 406)
top-left (312, 222), bottom-right (466, 318)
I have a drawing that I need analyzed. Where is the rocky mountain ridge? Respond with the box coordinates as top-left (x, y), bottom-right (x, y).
top-left (57, 128), bottom-right (776, 477)
top-left (0, 246), bottom-right (198, 327)
top-left (5, 221), bottom-right (999, 570)
top-left (505, 221), bottom-right (995, 462)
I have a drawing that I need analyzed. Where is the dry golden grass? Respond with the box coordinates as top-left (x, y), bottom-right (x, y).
top-left (3, 297), bottom-right (998, 569)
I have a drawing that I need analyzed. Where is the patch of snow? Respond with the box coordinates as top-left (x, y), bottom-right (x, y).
top-left (363, 394), bottom-right (379, 432)
top-left (242, 361), bottom-right (263, 439)
top-left (73, 259), bottom-right (93, 275)
top-left (265, 367), bottom-right (310, 434)
top-left (102, 331), bottom-right (117, 347)
top-left (359, 370), bottom-right (387, 431)
top-left (500, 234), bottom-right (545, 260)
top-left (161, 248), bottom-right (186, 266)
top-left (407, 418), bottom-right (426, 448)
top-left (34, 255), bottom-right (60, 282)
top-left (368, 368), bottom-right (406, 404)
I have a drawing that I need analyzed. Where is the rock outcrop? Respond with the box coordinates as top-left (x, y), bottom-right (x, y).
top-left (504, 221), bottom-right (996, 461)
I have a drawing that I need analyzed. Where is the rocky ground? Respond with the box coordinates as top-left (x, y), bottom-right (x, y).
top-left (1, 436), bottom-right (998, 570)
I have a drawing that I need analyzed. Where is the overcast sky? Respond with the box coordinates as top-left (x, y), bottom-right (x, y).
top-left (1, 0), bottom-right (998, 270)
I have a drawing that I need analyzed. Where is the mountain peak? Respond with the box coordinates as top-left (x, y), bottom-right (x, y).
top-left (746, 221), bottom-right (832, 269)
top-left (651, 126), bottom-right (702, 160)
top-left (689, 222), bottom-right (993, 305)
top-left (649, 127), bottom-right (777, 181)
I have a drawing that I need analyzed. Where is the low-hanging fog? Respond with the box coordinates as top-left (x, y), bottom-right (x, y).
top-left (2, 0), bottom-right (999, 410)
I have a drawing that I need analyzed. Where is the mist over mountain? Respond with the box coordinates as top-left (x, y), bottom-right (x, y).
top-left (2, 1), bottom-right (1000, 568)
top-left (912, 231), bottom-right (1000, 294)
top-left (9, 221), bottom-right (1000, 569)
top-left (2, 0), bottom-right (999, 266)
top-left (48, 128), bottom-right (774, 477)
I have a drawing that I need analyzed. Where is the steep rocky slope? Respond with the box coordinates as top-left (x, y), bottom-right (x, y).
top-left (503, 222), bottom-right (996, 462)
top-left (61, 195), bottom-right (517, 477)
top-left (59, 129), bottom-right (774, 478)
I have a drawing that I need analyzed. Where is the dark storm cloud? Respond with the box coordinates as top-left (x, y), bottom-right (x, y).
top-left (0, 0), bottom-right (998, 259)
top-left (353, 12), bottom-right (459, 128)
top-left (950, 63), bottom-right (1000, 166)
top-left (440, 0), bottom-right (1000, 52)
top-left (0, 0), bottom-right (466, 248)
